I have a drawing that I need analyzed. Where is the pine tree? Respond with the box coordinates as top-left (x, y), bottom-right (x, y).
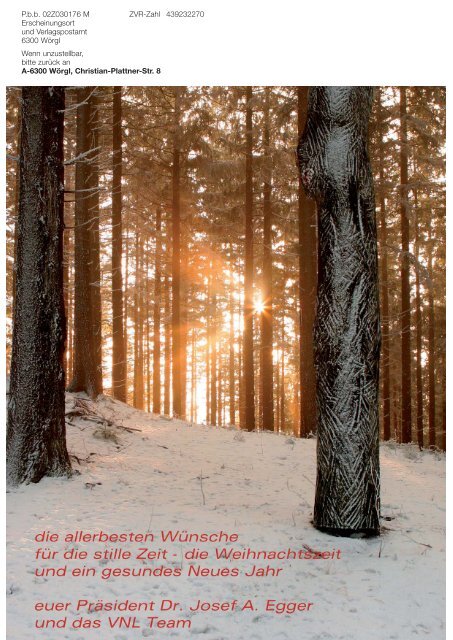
top-left (86, 91), bottom-right (103, 394)
top-left (172, 86), bottom-right (183, 418)
top-left (68, 87), bottom-right (102, 398)
top-left (111, 86), bottom-right (127, 401)
top-left (298, 87), bottom-right (381, 535)
top-left (261, 87), bottom-right (274, 431)
top-left (428, 218), bottom-right (436, 447)
top-left (7, 86), bottom-right (71, 484)
top-left (297, 86), bottom-right (317, 437)
top-left (152, 206), bottom-right (162, 413)
top-left (164, 271), bottom-right (171, 416)
top-left (375, 89), bottom-right (392, 441)
top-left (243, 86), bottom-right (255, 431)
top-left (399, 86), bottom-right (412, 444)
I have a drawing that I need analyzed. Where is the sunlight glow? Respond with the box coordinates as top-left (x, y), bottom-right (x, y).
top-left (254, 299), bottom-right (265, 314)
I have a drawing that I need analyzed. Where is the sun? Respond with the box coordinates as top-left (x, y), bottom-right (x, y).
top-left (254, 299), bottom-right (266, 314)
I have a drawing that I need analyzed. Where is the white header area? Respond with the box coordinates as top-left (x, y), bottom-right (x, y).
top-left (2, 0), bottom-right (449, 86)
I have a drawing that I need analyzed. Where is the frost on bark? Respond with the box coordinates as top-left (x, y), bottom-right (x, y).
top-left (7, 86), bottom-right (71, 485)
top-left (298, 87), bottom-right (381, 536)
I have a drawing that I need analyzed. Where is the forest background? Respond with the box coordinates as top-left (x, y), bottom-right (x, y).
top-left (5, 86), bottom-right (446, 449)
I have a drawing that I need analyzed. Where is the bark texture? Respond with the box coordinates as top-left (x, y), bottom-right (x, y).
top-left (111, 87), bottom-right (127, 401)
top-left (7, 86), bottom-right (71, 485)
top-left (261, 87), bottom-right (274, 432)
top-left (298, 87), bottom-right (381, 535)
top-left (399, 87), bottom-right (412, 444)
top-left (414, 188), bottom-right (424, 449)
top-left (86, 92), bottom-right (103, 394)
top-left (68, 87), bottom-right (101, 398)
top-left (427, 219), bottom-right (436, 447)
top-left (377, 90), bottom-right (391, 441)
top-left (243, 86), bottom-right (255, 431)
top-left (297, 87), bottom-right (318, 438)
top-left (172, 87), bottom-right (182, 418)
top-left (163, 272), bottom-right (171, 416)
top-left (152, 206), bottom-right (162, 413)
top-left (228, 248), bottom-right (236, 426)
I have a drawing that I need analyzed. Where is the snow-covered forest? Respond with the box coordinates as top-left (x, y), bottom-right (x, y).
top-left (5, 86), bottom-right (445, 638)
top-left (7, 394), bottom-right (446, 639)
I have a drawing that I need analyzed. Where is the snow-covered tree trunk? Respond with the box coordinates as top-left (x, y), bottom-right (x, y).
top-left (298, 87), bottom-right (381, 535)
top-left (7, 87), bottom-right (71, 485)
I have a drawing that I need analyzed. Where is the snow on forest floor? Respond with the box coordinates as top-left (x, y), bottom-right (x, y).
top-left (6, 394), bottom-right (445, 640)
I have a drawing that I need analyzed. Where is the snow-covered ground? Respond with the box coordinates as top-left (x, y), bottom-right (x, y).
top-left (6, 394), bottom-right (445, 639)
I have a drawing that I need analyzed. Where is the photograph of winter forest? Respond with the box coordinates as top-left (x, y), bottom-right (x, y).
top-left (5, 86), bottom-right (446, 640)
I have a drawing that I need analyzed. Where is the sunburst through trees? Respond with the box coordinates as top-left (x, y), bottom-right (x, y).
top-left (5, 86), bottom-right (446, 449)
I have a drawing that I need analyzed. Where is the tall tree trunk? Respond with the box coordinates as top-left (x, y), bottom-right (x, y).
top-left (441, 375), bottom-right (446, 451)
top-left (171, 87), bottom-right (183, 418)
top-left (7, 86), bottom-right (71, 484)
top-left (87, 91), bottom-right (103, 394)
top-left (243, 86), bottom-right (255, 431)
top-left (377, 91), bottom-right (391, 441)
top-left (206, 264), bottom-right (211, 424)
top-left (280, 321), bottom-right (286, 433)
top-left (210, 290), bottom-right (217, 425)
top-left (414, 187), bottom-right (424, 449)
top-left (62, 101), bottom-right (73, 379)
top-left (275, 338), bottom-right (280, 432)
top-left (180, 243), bottom-right (188, 418)
top-left (164, 272), bottom-right (171, 416)
top-left (67, 267), bottom-right (74, 380)
top-left (297, 86), bottom-right (318, 438)
top-left (393, 381), bottom-right (401, 442)
top-left (399, 86), bottom-right (412, 444)
top-left (218, 354), bottom-right (223, 427)
top-left (64, 89), bottom-right (77, 381)
top-left (11, 100), bottom-right (21, 322)
top-left (228, 248), bottom-right (236, 426)
top-left (428, 219), bottom-right (436, 447)
top-left (145, 245), bottom-right (151, 412)
top-left (63, 219), bottom-right (70, 377)
top-left (123, 219), bottom-right (130, 402)
top-left (239, 341), bottom-right (245, 429)
top-left (261, 87), bottom-right (274, 432)
top-left (111, 86), bottom-right (127, 401)
top-left (191, 326), bottom-right (197, 423)
top-left (68, 88), bottom-right (101, 398)
top-left (133, 227), bottom-right (144, 409)
top-left (298, 86), bottom-right (381, 535)
top-left (206, 332), bottom-right (210, 424)
top-left (152, 206), bottom-right (162, 413)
